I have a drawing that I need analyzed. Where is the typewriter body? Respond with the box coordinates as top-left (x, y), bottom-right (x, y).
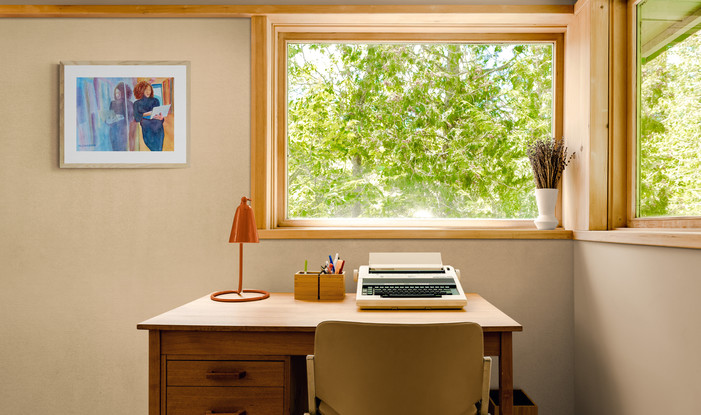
top-left (355, 252), bottom-right (467, 310)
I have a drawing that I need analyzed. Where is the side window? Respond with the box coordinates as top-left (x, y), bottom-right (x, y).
top-left (637, 0), bottom-right (701, 218)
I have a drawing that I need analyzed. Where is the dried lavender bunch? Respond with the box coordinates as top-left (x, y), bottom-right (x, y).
top-left (527, 138), bottom-right (575, 189)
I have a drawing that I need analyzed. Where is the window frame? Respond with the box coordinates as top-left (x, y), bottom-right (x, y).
top-left (255, 16), bottom-right (567, 238)
top-left (626, 0), bottom-right (701, 229)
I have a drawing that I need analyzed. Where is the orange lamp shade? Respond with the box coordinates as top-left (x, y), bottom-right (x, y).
top-left (229, 197), bottom-right (259, 244)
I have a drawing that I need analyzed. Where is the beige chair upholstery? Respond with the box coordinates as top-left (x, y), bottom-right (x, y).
top-left (306, 321), bottom-right (491, 415)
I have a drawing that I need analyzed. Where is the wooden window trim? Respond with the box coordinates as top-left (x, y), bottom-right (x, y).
top-left (256, 17), bottom-right (567, 239)
top-left (259, 228), bottom-right (573, 240)
top-left (624, 0), bottom-right (701, 230)
top-left (569, 0), bottom-right (701, 250)
top-left (0, 5), bottom-right (574, 18)
top-left (574, 229), bottom-right (701, 249)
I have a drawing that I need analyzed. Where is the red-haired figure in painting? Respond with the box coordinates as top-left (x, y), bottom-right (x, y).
top-left (133, 80), bottom-right (165, 151)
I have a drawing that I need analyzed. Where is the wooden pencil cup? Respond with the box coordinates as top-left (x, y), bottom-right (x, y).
top-left (320, 272), bottom-right (345, 300)
top-left (294, 272), bottom-right (345, 301)
top-left (293, 272), bottom-right (319, 301)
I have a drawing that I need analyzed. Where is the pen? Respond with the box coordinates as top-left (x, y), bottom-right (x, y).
top-left (333, 253), bottom-right (339, 268)
top-left (304, 259), bottom-right (308, 273)
top-left (337, 259), bottom-right (345, 274)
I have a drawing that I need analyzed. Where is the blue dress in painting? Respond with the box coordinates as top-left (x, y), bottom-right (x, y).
top-left (108, 99), bottom-right (133, 151)
top-left (134, 97), bottom-right (165, 151)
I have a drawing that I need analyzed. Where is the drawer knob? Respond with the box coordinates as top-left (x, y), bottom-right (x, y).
top-left (205, 370), bottom-right (247, 380)
top-left (205, 411), bottom-right (246, 415)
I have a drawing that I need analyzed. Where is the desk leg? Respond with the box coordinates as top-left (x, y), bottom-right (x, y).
top-left (499, 332), bottom-right (514, 415)
top-left (149, 330), bottom-right (161, 415)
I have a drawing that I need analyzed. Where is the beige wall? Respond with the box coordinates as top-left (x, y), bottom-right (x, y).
top-left (0, 15), bottom-right (574, 415)
top-left (0, 16), bottom-right (253, 413)
top-left (574, 242), bottom-right (701, 414)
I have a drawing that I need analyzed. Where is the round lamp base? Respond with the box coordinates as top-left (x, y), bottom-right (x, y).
top-left (210, 289), bottom-right (270, 302)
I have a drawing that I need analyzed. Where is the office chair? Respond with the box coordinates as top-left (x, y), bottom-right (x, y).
top-left (305, 321), bottom-right (492, 415)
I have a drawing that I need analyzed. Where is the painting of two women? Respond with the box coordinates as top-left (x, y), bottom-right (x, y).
top-left (75, 77), bottom-right (174, 152)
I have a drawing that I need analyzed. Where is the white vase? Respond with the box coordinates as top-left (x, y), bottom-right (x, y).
top-left (534, 188), bottom-right (559, 230)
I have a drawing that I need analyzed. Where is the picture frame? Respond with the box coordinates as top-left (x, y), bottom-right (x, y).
top-left (60, 61), bottom-right (190, 168)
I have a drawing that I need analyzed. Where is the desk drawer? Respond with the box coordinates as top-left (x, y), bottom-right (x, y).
top-left (167, 386), bottom-right (283, 415)
top-left (167, 361), bottom-right (284, 387)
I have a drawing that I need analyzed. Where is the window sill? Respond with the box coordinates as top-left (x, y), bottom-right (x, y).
top-left (573, 229), bottom-right (701, 250)
top-left (258, 227), bottom-right (573, 240)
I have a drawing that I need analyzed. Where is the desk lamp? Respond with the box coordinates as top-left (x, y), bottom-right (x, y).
top-left (210, 197), bottom-right (270, 302)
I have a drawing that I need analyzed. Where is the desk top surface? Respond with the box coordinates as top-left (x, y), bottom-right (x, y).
top-left (137, 293), bottom-right (522, 332)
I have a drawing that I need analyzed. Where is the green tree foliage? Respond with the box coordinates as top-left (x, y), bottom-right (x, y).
top-left (287, 43), bottom-right (554, 219)
top-left (640, 31), bottom-right (701, 217)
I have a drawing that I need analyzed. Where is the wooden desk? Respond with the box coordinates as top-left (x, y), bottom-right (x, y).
top-left (138, 293), bottom-right (522, 415)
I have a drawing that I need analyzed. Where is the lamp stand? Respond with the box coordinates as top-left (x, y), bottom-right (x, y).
top-left (211, 243), bottom-right (270, 302)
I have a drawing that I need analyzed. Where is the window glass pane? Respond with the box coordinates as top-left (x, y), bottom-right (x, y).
top-left (287, 43), bottom-right (554, 219)
top-left (638, 0), bottom-right (701, 217)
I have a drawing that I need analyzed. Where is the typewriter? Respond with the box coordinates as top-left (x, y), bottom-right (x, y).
top-left (355, 252), bottom-right (467, 310)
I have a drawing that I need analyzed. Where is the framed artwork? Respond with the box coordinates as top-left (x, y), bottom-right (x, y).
top-left (60, 61), bottom-right (190, 168)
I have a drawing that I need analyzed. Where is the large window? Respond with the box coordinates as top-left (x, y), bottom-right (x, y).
top-left (637, 0), bottom-right (701, 219)
top-left (276, 33), bottom-right (563, 229)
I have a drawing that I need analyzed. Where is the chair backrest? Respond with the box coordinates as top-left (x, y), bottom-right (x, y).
top-left (311, 321), bottom-right (485, 415)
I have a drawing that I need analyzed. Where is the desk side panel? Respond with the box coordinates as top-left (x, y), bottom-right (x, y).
top-left (483, 332), bottom-right (501, 356)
